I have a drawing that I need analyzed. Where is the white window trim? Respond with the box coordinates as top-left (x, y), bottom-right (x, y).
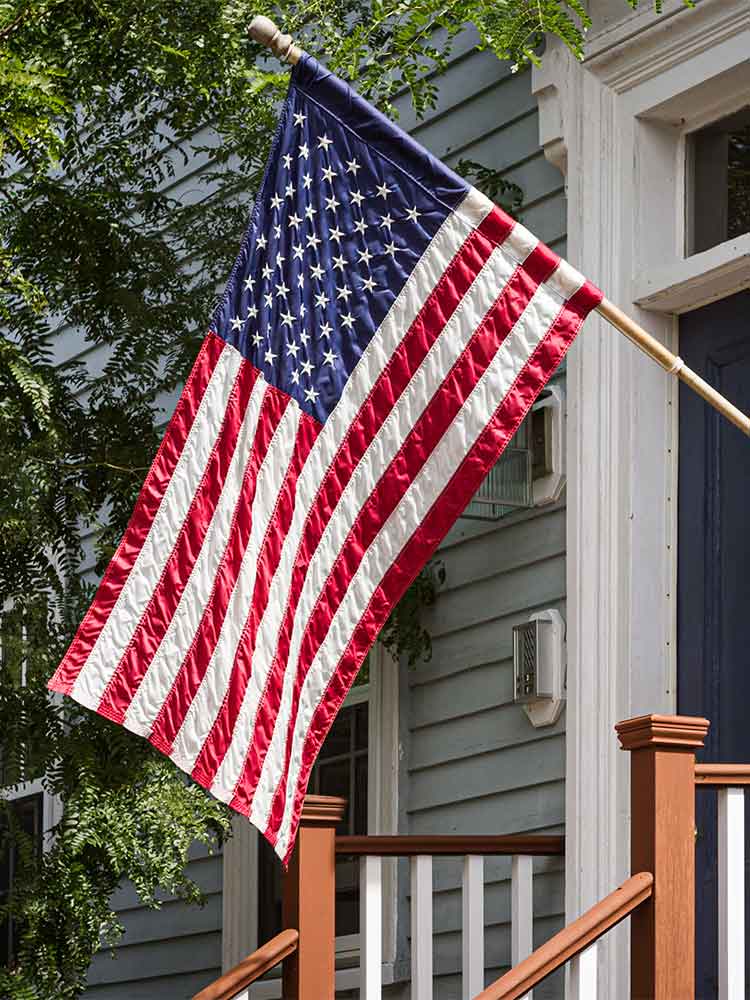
top-left (532, 2), bottom-right (750, 995)
top-left (222, 641), bottom-right (400, 988)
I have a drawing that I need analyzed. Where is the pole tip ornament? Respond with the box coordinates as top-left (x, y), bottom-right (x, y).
top-left (248, 15), bottom-right (303, 65)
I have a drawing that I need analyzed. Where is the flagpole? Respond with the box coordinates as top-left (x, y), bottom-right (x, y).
top-left (247, 16), bottom-right (750, 438)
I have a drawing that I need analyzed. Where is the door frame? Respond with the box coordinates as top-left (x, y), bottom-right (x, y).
top-left (532, 1), bottom-right (750, 995)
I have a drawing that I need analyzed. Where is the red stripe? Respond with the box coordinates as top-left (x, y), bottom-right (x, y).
top-left (189, 403), bottom-right (319, 789)
top-left (258, 241), bottom-right (559, 840)
top-left (147, 382), bottom-right (282, 755)
top-left (96, 358), bottom-right (259, 724)
top-left (280, 279), bottom-right (602, 863)
top-left (221, 217), bottom-right (509, 811)
top-left (48, 333), bottom-right (226, 696)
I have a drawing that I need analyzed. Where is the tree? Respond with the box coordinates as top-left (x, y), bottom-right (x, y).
top-left (0, 1), bottom-right (693, 997)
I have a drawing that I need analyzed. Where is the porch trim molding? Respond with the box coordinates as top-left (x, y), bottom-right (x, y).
top-left (531, 1), bottom-right (750, 996)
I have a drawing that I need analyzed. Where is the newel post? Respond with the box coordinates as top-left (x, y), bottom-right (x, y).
top-left (616, 714), bottom-right (709, 1000)
top-left (282, 794), bottom-right (346, 1000)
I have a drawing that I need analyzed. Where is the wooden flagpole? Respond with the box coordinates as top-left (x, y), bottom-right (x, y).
top-left (248, 15), bottom-right (750, 438)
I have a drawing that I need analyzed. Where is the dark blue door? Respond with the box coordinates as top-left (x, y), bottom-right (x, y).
top-left (678, 290), bottom-right (750, 999)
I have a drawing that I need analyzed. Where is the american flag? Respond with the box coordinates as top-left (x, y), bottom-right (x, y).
top-left (49, 54), bottom-right (602, 861)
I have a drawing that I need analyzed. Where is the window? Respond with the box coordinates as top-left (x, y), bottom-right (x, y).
top-left (0, 794), bottom-right (43, 968)
top-left (257, 668), bottom-right (370, 942)
top-left (687, 106), bottom-right (750, 255)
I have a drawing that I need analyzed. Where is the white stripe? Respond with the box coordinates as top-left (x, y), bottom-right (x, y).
top-left (168, 398), bottom-right (301, 775)
top-left (123, 376), bottom-right (268, 737)
top-left (207, 192), bottom-right (492, 804)
top-left (275, 271), bottom-right (570, 859)
top-left (249, 235), bottom-right (537, 832)
top-left (71, 346), bottom-right (244, 710)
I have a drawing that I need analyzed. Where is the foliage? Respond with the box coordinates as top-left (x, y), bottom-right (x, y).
top-left (0, 0), bottom-right (698, 996)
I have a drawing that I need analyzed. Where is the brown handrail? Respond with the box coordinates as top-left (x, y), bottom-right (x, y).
top-left (695, 763), bottom-right (750, 785)
top-left (471, 872), bottom-right (654, 1000)
top-left (335, 834), bottom-right (564, 857)
top-left (192, 928), bottom-right (299, 1000)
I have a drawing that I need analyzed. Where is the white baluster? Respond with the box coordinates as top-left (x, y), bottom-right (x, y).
top-left (360, 855), bottom-right (382, 1000)
top-left (411, 855), bottom-right (433, 1000)
top-left (569, 942), bottom-right (598, 1000)
top-left (718, 786), bottom-right (745, 1000)
top-left (462, 855), bottom-right (484, 999)
top-left (512, 855), bottom-right (533, 1000)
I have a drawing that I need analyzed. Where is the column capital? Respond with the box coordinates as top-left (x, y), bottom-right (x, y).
top-left (300, 794), bottom-right (347, 826)
top-left (615, 713), bottom-right (710, 752)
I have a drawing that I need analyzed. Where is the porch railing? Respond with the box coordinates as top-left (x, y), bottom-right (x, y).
top-left (194, 712), bottom-right (750, 1000)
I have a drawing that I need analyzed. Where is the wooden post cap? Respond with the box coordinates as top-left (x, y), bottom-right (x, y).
top-left (615, 713), bottom-right (710, 751)
top-left (300, 794), bottom-right (347, 826)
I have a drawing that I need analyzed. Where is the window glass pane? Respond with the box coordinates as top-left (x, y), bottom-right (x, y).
top-left (257, 700), bottom-right (369, 940)
top-left (688, 107), bottom-right (750, 254)
top-left (0, 794), bottom-right (42, 969)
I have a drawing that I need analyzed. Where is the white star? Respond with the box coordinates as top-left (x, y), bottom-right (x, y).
top-left (299, 142), bottom-right (309, 159)
top-left (300, 302), bottom-right (307, 317)
top-left (287, 342), bottom-right (300, 358)
top-left (310, 263), bottom-right (324, 280)
top-left (384, 241), bottom-right (400, 258)
top-left (379, 213), bottom-right (393, 228)
top-left (306, 232), bottom-right (322, 250)
top-left (376, 182), bottom-right (391, 199)
top-left (362, 275), bottom-right (377, 292)
top-left (346, 158), bottom-right (360, 175)
top-left (275, 280), bottom-right (289, 297)
top-left (262, 263), bottom-right (273, 280)
top-left (304, 386), bottom-right (320, 403)
top-left (325, 194), bottom-right (340, 213)
top-left (288, 213), bottom-right (302, 230)
top-left (406, 205), bottom-right (421, 223)
top-left (353, 219), bottom-right (367, 235)
top-left (341, 312), bottom-right (355, 330)
top-left (291, 243), bottom-right (304, 261)
top-left (293, 111), bottom-right (306, 127)
top-left (285, 182), bottom-right (295, 199)
top-left (300, 330), bottom-right (311, 346)
top-left (336, 284), bottom-right (352, 302)
top-left (247, 304), bottom-right (259, 319)
top-left (275, 252), bottom-right (285, 267)
top-left (274, 224), bottom-right (282, 239)
top-left (251, 330), bottom-right (263, 347)
top-left (301, 358), bottom-right (314, 375)
top-left (263, 292), bottom-right (273, 308)
top-left (297, 272), bottom-right (305, 289)
top-left (329, 225), bottom-right (344, 243)
top-left (270, 193), bottom-right (283, 210)
top-left (358, 248), bottom-right (372, 265)
top-left (332, 254), bottom-right (346, 272)
top-left (320, 321), bottom-right (333, 339)
top-left (317, 134), bottom-right (333, 151)
top-left (304, 204), bottom-right (317, 221)
top-left (280, 310), bottom-right (294, 327)
top-left (350, 190), bottom-right (365, 208)
top-left (264, 347), bottom-right (277, 365)
top-left (244, 275), bottom-right (254, 291)
top-left (290, 367), bottom-right (301, 385)
top-left (321, 165), bottom-right (337, 183)
top-left (302, 173), bottom-right (312, 190)
top-left (256, 233), bottom-right (268, 249)
top-left (315, 291), bottom-right (330, 309)
top-left (230, 315), bottom-right (243, 332)
top-left (323, 348), bottom-right (337, 367)
top-left (282, 153), bottom-right (293, 170)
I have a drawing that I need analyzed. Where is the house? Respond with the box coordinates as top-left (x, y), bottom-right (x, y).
top-left (8, 0), bottom-right (748, 996)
